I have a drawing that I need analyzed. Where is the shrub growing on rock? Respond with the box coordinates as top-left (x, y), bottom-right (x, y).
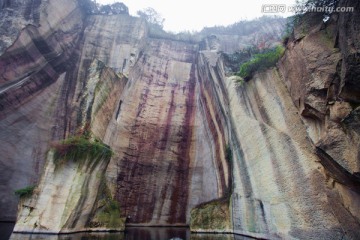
top-left (52, 135), bottom-right (113, 166)
top-left (237, 45), bottom-right (285, 81)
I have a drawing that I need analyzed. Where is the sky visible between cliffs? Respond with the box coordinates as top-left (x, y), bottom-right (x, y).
top-left (97, 0), bottom-right (297, 33)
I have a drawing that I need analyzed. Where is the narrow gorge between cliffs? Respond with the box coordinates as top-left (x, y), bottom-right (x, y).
top-left (0, 0), bottom-right (360, 239)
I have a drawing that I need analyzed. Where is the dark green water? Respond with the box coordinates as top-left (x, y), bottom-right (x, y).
top-left (4, 225), bottom-right (255, 240)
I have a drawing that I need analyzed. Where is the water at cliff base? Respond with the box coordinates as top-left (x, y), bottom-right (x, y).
top-left (8, 227), bottom-right (255, 240)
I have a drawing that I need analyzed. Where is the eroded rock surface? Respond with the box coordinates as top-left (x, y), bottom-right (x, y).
top-left (0, 0), bottom-right (42, 54)
top-left (279, 6), bottom-right (360, 177)
top-left (13, 150), bottom-right (119, 233)
top-left (191, 40), bottom-right (360, 238)
top-left (0, 0), bottom-right (85, 221)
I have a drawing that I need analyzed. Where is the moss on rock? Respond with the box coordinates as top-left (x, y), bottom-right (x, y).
top-left (190, 197), bottom-right (231, 231)
top-left (88, 177), bottom-right (125, 230)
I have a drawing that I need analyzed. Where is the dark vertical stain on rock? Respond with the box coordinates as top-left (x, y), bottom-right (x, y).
top-left (115, 100), bottom-right (123, 120)
top-left (159, 90), bottom-right (175, 150)
top-left (168, 63), bottom-right (196, 224)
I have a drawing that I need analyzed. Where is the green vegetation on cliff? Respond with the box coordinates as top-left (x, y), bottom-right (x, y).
top-left (89, 177), bottom-right (125, 229)
top-left (78, 0), bottom-right (129, 15)
top-left (237, 45), bottom-right (285, 81)
top-left (52, 129), bottom-right (122, 229)
top-left (190, 197), bottom-right (231, 231)
top-left (52, 131), bottom-right (113, 166)
top-left (96, 199), bottom-right (123, 228)
top-left (14, 185), bottom-right (35, 198)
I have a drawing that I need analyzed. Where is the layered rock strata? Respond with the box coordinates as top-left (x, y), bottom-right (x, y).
top-left (13, 150), bottom-right (121, 233)
top-left (191, 44), bottom-right (360, 238)
top-left (0, 0), bottom-right (85, 221)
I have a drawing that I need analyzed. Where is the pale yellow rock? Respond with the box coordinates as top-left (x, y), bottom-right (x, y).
top-left (13, 151), bottom-right (116, 233)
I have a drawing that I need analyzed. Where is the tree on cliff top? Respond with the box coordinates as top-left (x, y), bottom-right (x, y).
top-left (99, 2), bottom-right (129, 15)
top-left (109, 2), bottom-right (129, 14)
top-left (137, 7), bottom-right (165, 29)
top-left (78, 0), bottom-right (129, 15)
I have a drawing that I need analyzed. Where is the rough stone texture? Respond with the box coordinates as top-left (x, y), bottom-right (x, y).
top-left (0, 4), bottom-right (138, 221)
top-left (188, 50), bottom-right (232, 222)
top-left (337, 0), bottom-right (360, 103)
top-left (4, 7), bottom-right (281, 227)
top-left (190, 197), bottom-right (231, 232)
top-left (11, 58), bottom-right (128, 233)
top-left (76, 14), bottom-right (147, 76)
top-left (0, 0), bottom-right (85, 221)
top-left (277, 6), bottom-right (360, 234)
top-left (87, 60), bottom-right (129, 139)
top-left (227, 70), bottom-right (359, 239)
top-left (12, 150), bottom-right (118, 233)
top-left (0, 0), bottom-right (42, 54)
top-left (193, 40), bottom-right (360, 238)
top-left (278, 0), bottom-right (360, 177)
top-left (105, 38), bottom-right (201, 225)
top-left (0, 73), bottom-right (66, 221)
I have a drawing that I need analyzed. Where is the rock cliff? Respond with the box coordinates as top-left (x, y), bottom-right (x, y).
top-left (0, 0), bottom-right (359, 238)
top-left (0, 0), bottom-right (86, 221)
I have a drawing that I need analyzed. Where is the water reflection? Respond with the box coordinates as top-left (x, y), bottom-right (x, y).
top-left (0, 222), bottom-right (15, 240)
top-left (10, 227), bottom-right (255, 240)
top-left (125, 227), bottom-right (188, 240)
top-left (10, 232), bottom-right (125, 240)
top-left (191, 233), bottom-right (255, 240)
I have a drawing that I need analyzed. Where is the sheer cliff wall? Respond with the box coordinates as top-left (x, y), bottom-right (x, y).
top-left (0, 0), bottom-right (359, 238)
top-left (0, 0), bottom-right (86, 221)
top-left (0, 0), bottom-right (228, 227)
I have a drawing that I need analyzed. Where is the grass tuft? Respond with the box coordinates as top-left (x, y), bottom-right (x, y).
top-left (52, 135), bottom-right (113, 167)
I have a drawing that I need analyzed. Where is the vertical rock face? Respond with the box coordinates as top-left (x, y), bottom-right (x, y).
top-left (0, 0), bottom-right (85, 221)
top-left (13, 151), bottom-right (117, 233)
top-left (107, 39), bottom-right (198, 224)
top-left (278, 2), bottom-right (360, 178)
top-left (1, 0), bottom-right (360, 238)
top-left (12, 57), bottom-right (128, 233)
top-left (193, 47), bottom-right (356, 238)
top-left (0, 0), bottom-right (226, 226)
top-left (226, 70), bottom-right (358, 239)
top-left (277, 3), bottom-right (360, 238)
